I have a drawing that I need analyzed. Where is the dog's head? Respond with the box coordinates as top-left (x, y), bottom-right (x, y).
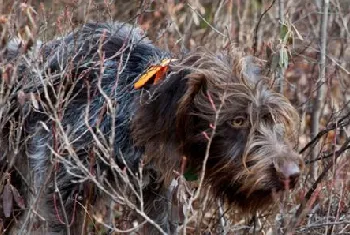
top-left (173, 50), bottom-right (303, 212)
top-left (133, 49), bottom-right (302, 213)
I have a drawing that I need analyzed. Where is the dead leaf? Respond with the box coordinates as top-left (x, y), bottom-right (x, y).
top-left (2, 182), bottom-right (13, 217)
top-left (11, 185), bottom-right (25, 209)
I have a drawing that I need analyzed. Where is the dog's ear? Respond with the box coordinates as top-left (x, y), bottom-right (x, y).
top-left (176, 73), bottom-right (206, 139)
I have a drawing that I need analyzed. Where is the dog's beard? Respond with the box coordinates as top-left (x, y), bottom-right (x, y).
top-left (202, 131), bottom-right (300, 214)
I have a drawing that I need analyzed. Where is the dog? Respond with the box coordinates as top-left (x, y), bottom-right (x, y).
top-left (0, 22), bottom-right (302, 234)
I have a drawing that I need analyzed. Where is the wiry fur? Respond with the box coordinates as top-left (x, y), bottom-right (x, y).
top-left (0, 22), bottom-right (302, 234)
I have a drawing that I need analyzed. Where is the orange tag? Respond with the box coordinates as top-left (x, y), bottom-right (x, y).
top-left (134, 59), bottom-right (172, 89)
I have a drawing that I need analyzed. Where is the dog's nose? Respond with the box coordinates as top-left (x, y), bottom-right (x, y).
top-left (278, 162), bottom-right (300, 189)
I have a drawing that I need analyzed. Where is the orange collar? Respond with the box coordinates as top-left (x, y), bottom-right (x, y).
top-left (134, 59), bottom-right (174, 89)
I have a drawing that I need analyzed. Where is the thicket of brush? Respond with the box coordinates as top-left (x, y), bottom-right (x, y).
top-left (0, 0), bottom-right (349, 234)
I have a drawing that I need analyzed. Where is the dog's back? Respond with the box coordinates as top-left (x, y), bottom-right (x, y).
top-left (1, 22), bottom-right (171, 234)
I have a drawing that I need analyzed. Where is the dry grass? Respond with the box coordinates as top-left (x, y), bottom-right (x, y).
top-left (0, 0), bottom-right (350, 234)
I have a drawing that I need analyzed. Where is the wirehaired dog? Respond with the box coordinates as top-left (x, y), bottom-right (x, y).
top-left (0, 22), bottom-right (302, 234)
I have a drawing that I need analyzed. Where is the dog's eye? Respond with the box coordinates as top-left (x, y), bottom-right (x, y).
top-left (231, 116), bottom-right (248, 127)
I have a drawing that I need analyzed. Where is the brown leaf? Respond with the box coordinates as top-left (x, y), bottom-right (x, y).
top-left (2, 183), bottom-right (13, 217)
top-left (17, 90), bottom-right (27, 106)
top-left (11, 185), bottom-right (25, 209)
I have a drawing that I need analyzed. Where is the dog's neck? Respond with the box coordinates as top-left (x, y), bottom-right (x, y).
top-left (131, 67), bottom-right (192, 185)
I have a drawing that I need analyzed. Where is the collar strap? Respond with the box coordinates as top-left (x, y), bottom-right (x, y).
top-left (134, 58), bottom-right (175, 89)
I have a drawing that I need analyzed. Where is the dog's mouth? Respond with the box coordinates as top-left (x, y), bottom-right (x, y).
top-left (224, 188), bottom-right (276, 213)
top-left (223, 177), bottom-right (298, 213)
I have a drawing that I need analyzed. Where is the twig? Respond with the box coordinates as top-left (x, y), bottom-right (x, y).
top-left (253, 0), bottom-right (277, 54)
top-left (290, 136), bottom-right (350, 230)
top-left (181, 90), bottom-right (227, 234)
top-left (299, 221), bottom-right (350, 232)
top-left (309, 0), bottom-right (329, 179)
top-left (277, 0), bottom-right (285, 94)
top-left (218, 198), bottom-right (227, 235)
top-left (300, 110), bottom-right (350, 156)
top-left (187, 3), bottom-right (227, 38)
